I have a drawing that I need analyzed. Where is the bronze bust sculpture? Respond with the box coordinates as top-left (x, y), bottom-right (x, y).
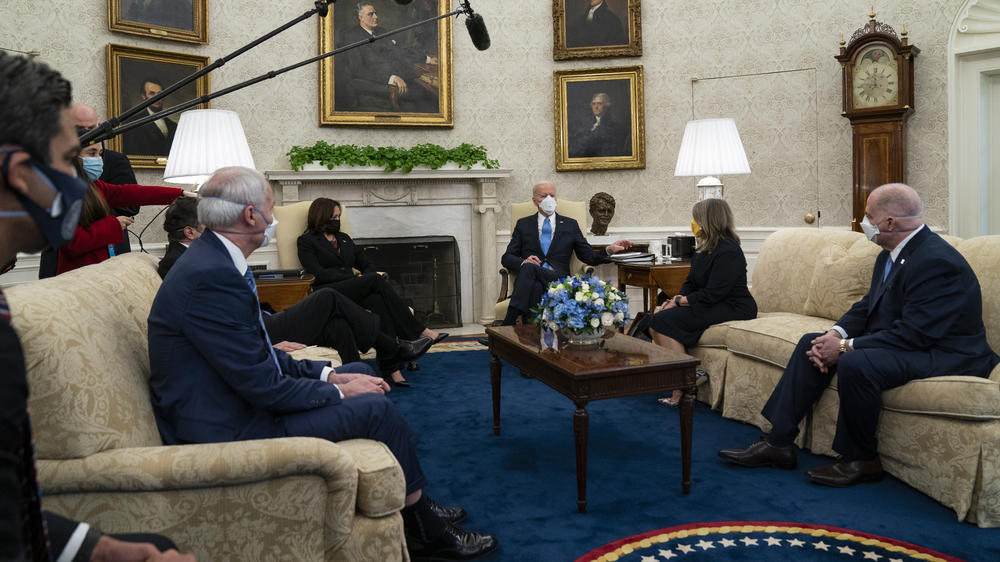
top-left (588, 192), bottom-right (616, 235)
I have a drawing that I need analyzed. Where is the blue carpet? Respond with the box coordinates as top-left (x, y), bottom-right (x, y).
top-left (385, 350), bottom-right (1000, 561)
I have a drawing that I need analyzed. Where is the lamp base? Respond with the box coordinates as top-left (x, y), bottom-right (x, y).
top-left (696, 177), bottom-right (724, 200)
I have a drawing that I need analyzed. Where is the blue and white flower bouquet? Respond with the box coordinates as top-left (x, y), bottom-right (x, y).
top-left (531, 274), bottom-right (629, 341)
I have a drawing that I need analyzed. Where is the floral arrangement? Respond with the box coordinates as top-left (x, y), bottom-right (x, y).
top-left (531, 274), bottom-right (629, 335)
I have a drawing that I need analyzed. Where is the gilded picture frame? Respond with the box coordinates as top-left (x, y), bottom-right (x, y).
top-left (555, 66), bottom-right (645, 171)
top-left (553, 0), bottom-right (642, 61)
top-left (108, 0), bottom-right (208, 45)
top-left (318, 0), bottom-right (453, 127)
top-left (106, 44), bottom-right (210, 169)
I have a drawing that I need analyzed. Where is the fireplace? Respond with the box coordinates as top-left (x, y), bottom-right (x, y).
top-left (354, 236), bottom-right (461, 328)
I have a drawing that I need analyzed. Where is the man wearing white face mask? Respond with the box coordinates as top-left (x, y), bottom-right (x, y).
top-left (719, 183), bottom-right (999, 488)
top-left (496, 181), bottom-right (633, 326)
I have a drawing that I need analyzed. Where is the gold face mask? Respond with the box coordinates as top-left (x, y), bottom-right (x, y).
top-left (690, 218), bottom-right (701, 237)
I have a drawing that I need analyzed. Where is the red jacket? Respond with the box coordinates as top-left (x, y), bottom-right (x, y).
top-left (56, 180), bottom-right (183, 274)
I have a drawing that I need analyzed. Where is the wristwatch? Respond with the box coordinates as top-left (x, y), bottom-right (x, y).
top-left (674, 295), bottom-right (682, 307)
top-left (839, 338), bottom-right (848, 353)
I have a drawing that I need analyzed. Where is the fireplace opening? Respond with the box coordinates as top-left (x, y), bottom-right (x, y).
top-left (354, 236), bottom-right (461, 329)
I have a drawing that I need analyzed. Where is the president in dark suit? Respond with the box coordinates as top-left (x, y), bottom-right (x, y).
top-left (719, 183), bottom-right (1000, 487)
top-left (147, 166), bottom-right (497, 559)
top-left (566, 0), bottom-right (626, 48)
top-left (498, 182), bottom-right (633, 326)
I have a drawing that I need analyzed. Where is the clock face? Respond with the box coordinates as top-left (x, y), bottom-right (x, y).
top-left (852, 44), bottom-right (900, 109)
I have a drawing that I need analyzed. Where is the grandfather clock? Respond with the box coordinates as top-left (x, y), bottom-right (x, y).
top-left (835, 13), bottom-right (918, 231)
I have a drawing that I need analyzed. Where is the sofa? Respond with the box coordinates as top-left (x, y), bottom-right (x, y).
top-left (688, 228), bottom-right (1000, 527)
top-left (6, 252), bottom-right (410, 560)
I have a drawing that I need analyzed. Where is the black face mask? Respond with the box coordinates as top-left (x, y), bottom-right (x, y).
top-left (0, 257), bottom-right (15, 275)
top-left (323, 219), bottom-right (341, 234)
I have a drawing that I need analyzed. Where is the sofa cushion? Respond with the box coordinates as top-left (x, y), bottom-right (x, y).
top-left (803, 238), bottom-right (879, 320)
top-left (957, 235), bottom-right (1000, 358)
top-left (7, 253), bottom-right (164, 459)
top-left (337, 439), bottom-right (407, 517)
top-left (880, 376), bottom-right (1000, 421)
top-left (725, 314), bottom-right (833, 369)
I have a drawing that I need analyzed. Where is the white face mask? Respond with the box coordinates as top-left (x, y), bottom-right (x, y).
top-left (255, 208), bottom-right (278, 247)
top-left (539, 195), bottom-right (557, 216)
top-left (860, 215), bottom-right (881, 243)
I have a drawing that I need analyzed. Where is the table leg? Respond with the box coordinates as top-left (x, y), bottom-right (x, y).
top-left (574, 406), bottom-right (589, 513)
top-left (490, 352), bottom-right (501, 436)
top-left (679, 385), bottom-right (695, 495)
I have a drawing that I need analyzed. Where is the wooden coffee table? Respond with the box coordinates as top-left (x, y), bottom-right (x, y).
top-left (485, 325), bottom-right (700, 513)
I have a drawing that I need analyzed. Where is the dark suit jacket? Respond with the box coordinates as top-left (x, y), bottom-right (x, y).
top-left (121, 116), bottom-right (177, 156)
top-left (501, 213), bottom-right (609, 277)
top-left (837, 227), bottom-right (999, 377)
top-left (570, 114), bottom-right (629, 158)
top-left (102, 148), bottom-right (139, 255)
top-left (567, 1), bottom-right (626, 48)
top-left (148, 230), bottom-right (339, 445)
top-left (338, 26), bottom-right (420, 112)
top-left (297, 231), bottom-right (376, 287)
top-left (157, 239), bottom-right (187, 279)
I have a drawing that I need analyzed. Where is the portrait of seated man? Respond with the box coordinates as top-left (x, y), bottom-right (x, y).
top-left (335, 2), bottom-right (439, 113)
top-left (122, 0), bottom-right (195, 31)
top-left (566, 0), bottom-right (627, 48)
top-left (121, 77), bottom-right (177, 156)
top-left (569, 92), bottom-right (631, 158)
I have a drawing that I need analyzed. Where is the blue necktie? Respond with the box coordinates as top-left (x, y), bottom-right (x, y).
top-left (243, 269), bottom-right (284, 376)
top-left (540, 217), bottom-right (553, 269)
top-left (882, 257), bottom-right (893, 282)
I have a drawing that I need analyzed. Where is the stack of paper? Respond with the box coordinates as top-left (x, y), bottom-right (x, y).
top-left (610, 252), bottom-right (655, 263)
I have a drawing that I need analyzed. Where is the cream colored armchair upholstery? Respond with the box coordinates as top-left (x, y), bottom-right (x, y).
top-left (6, 253), bottom-right (408, 561)
top-left (273, 200), bottom-right (354, 270)
top-left (494, 199), bottom-right (594, 323)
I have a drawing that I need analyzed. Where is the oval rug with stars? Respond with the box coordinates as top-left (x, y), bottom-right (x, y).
top-left (575, 522), bottom-right (962, 562)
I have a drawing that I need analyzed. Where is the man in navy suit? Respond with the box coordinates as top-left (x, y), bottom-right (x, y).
top-left (719, 183), bottom-right (999, 487)
top-left (147, 166), bottom-right (497, 560)
top-left (498, 181), bottom-right (632, 326)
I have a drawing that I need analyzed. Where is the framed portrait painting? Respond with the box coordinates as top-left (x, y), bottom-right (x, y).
top-left (108, 0), bottom-right (208, 45)
top-left (106, 44), bottom-right (210, 169)
top-left (554, 66), bottom-right (645, 171)
top-left (318, 0), bottom-right (453, 127)
top-left (553, 0), bottom-right (642, 60)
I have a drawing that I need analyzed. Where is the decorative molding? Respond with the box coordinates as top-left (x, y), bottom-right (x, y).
top-left (958, 0), bottom-right (1000, 34)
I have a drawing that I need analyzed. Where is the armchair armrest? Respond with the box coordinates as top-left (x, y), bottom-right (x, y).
top-left (497, 266), bottom-right (510, 303)
top-left (582, 265), bottom-right (595, 275)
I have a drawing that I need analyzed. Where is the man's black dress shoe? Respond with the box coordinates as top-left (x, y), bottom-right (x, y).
top-left (806, 457), bottom-right (883, 487)
top-left (408, 522), bottom-right (498, 561)
top-left (476, 337), bottom-right (489, 347)
top-left (718, 437), bottom-right (797, 469)
top-left (426, 497), bottom-right (467, 525)
top-left (432, 332), bottom-right (450, 345)
top-left (397, 336), bottom-right (433, 362)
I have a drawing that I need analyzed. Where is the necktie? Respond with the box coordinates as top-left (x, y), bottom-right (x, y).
top-left (540, 217), bottom-right (553, 270)
top-left (242, 270), bottom-right (284, 376)
top-left (883, 257), bottom-right (893, 282)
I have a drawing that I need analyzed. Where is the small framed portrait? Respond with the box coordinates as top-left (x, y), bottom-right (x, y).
top-left (318, 0), bottom-right (453, 127)
top-left (106, 44), bottom-right (210, 169)
top-left (108, 0), bottom-right (208, 45)
top-left (554, 66), bottom-right (645, 171)
top-left (553, 0), bottom-right (642, 61)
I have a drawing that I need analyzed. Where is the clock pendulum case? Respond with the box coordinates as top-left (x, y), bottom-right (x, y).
top-left (835, 12), bottom-right (919, 231)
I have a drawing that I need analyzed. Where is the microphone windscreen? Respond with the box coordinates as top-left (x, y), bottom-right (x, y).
top-left (466, 13), bottom-right (491, 51)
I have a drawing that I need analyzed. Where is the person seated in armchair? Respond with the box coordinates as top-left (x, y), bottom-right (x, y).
top-left (148, 167), bottom-right (498, 560)
top-left (157, 198), bottom-right (432, 387)
top-left (645, 198), bottom-right (757, 406)
top-left (718, 183), bottom-right (999, 487)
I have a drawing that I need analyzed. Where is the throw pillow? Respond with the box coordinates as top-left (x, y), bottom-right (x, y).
top-left (802, 239), bottom-right (880, 320)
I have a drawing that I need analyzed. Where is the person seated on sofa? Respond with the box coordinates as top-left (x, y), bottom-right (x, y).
top-left (719, 183), bottom-right (1000, 487)
top-left (647, 198), bottom-right (757, 406)
top-left (148, 166), bottom-right (498, 560)
top-left (297, 197), bottom-right (447, 385)
top-left (0, 51), bottom-right (193, 562)
top-left (157, 197), bottom-right (432, 386)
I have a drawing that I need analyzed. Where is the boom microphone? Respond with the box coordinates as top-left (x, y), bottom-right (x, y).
top-left (462, 2), bottom-right (490, 51)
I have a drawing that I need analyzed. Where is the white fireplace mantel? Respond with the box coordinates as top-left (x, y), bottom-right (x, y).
top-left (265, 168), bottom-right (513, 326)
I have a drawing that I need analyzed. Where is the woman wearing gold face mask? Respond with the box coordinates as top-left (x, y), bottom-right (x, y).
top-left (647, 198), bottom-right (758, 406)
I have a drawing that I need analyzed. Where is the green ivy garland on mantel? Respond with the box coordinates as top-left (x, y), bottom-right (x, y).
top-left (287, 142), bottom-right (500, 173)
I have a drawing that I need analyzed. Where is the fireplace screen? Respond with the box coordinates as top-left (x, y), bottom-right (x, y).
top-left (354, 236), bottom-right (461, 328)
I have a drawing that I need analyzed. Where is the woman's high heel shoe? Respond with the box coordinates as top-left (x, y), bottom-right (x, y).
top-left (384, 373), bottom-right (411, 387)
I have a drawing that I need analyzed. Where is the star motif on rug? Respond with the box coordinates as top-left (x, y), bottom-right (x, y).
top-left (787, 538), bottom-right (805, 547)
top-left (838, 545), bottom-right (857, 555)
top-left (764, 536), bottom-right (782, 546)
top-left (862, 552), bottom-right (883, 560)
top-left (889, 558), bottom-right (904, 562)
top-left (657, 549), bottom-right (676, 559)
top-left (813, 541), bottom-right (831, 551)
top-left (695, 540), bottom-right (715, 550)
top-left (640, 556), bottom-right (657, 562)
top-left (740, 536), bottom-right (759, 546)
top-left (718, 538), bottom-right (737, 547)
top-left (675, 543), bottom-right (695, 554)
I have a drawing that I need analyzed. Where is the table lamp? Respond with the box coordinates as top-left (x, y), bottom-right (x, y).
top-left (163, 109), bottom-right (255, 187)
top-left (673, 118), bottom-right (751, 200)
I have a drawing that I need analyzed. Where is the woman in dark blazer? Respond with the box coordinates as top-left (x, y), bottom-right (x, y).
top-left (648, 198), bottom-right (757, 405)
top-left (297, 198), bottom-right (446, 385)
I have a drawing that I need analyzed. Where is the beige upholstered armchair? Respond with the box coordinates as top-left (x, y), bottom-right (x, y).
top-left (6, 253), bottom-right (408, 561)
top-left (273, 200), bottom-right (354, 270)
top-left (494, 199), bottom-right (594, 323)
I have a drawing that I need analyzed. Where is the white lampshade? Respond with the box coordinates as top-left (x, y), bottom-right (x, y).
top-left (163, 109), bottom-right (255, 185)
top-left (673, 118), bottom-right (750, 199)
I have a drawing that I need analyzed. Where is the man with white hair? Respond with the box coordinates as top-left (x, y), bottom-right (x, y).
top-left (719, 183), bottom-right (999, 487)
top-left (147, 167), bottom-right (498, 560)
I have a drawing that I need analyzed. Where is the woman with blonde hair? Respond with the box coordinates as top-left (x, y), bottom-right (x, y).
top-left (647, 198), bottom-right (757, 406)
